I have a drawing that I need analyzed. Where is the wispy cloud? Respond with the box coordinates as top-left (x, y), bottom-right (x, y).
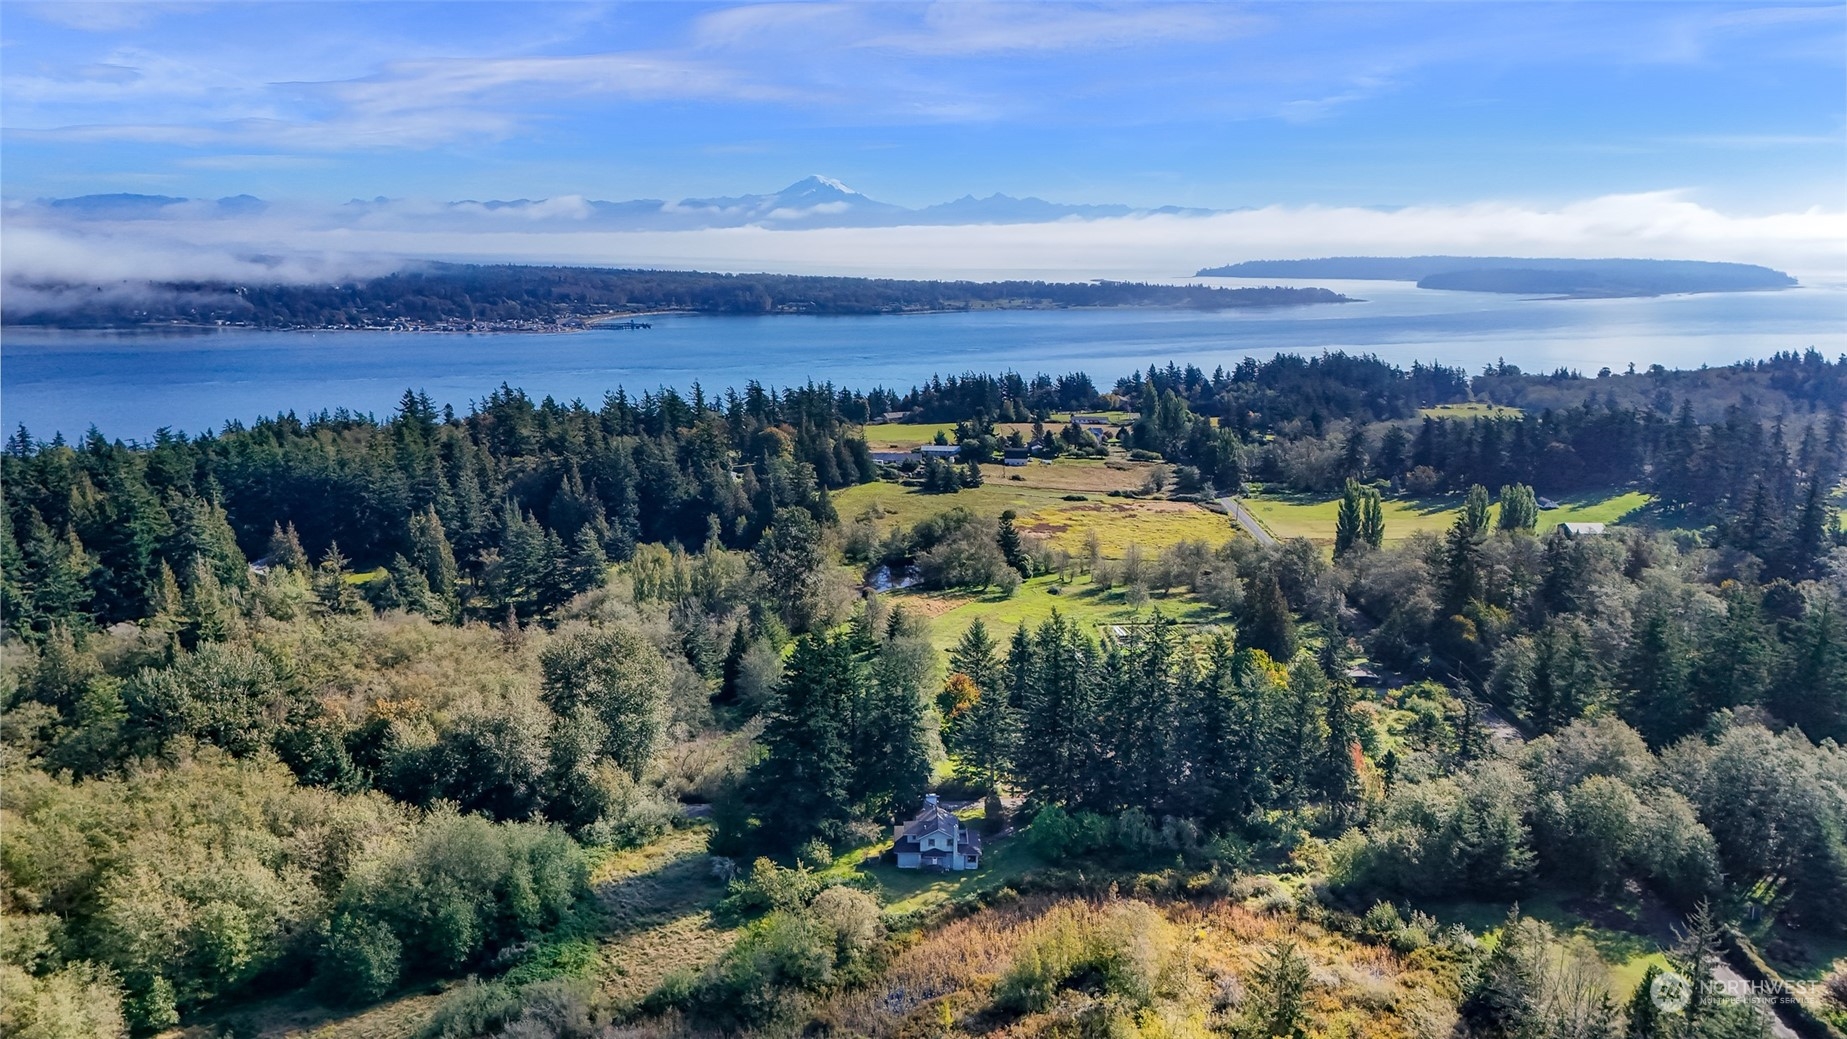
top-left (15, 1), bottom-right (193, 33)
top-left (7, 192), bottom-right (1842, 294)
top-left (861, 2), bottom-right (1259, 55)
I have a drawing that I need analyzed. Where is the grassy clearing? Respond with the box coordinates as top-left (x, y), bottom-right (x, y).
top-left (1019, 499), bottom-right (1234, 559)
top-left (835, 459), bottom-right (1238, 563)
top-left (1419, 402), bottom-right (1525, 420)
top-left (1409, 889), bottom-right (1670, 997)
top-left (822, 803), bottom-right (1046, 917)
top-left (899, 574), bottom-right (1226, 651)
top-left (589, 828), bottom-right (737, 1006)
top-left (1242, 488), bottom-right (1652, 545)
top-left (861, 422), bottom-right (963, 451)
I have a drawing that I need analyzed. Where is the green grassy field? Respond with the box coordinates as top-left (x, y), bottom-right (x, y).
top-left (1242, 488), bottom-right (1652, 545)
top-left (899, 573), bottom-right (1225, 651)
top-left (835, 459), bottom-right (1238, 560)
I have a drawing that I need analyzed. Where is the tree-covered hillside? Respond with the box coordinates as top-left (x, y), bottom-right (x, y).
top-left (5, 350), bottom-right (1845, 1039)
top-left (4, 263), bottom-right (1350, 329)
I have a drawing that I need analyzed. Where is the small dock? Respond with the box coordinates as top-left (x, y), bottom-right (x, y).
top-left (605, 320), bottom-right (652, 330)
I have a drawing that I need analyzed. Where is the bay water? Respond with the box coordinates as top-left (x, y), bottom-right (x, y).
top-left (4, 278), bottom-right (1844, 441)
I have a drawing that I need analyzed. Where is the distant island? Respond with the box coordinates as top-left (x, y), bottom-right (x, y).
top-left (1195, 256), bottom-right (1797, 298)
top-left (5, 263), bottom-right (1352, 330)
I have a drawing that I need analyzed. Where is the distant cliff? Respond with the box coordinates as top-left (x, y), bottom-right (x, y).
top-left (1195, 256), bottom-right (1796, 297)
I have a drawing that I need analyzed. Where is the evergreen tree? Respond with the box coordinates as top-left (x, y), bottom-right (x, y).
top-left (1497, 483), bottom-right (1539, 534)
top-left (943, 620), bottom-right (1015, 793)
top-left (1693, 585), bottom-right (1775, 723)
top-left (1461, 483), bottom-right (1493, 538)
top-left (718, 621), bottom-right (752, 705)
top-left (407, 508), bottom-right (460, 616)
top-left (1248, 939), bottom-right (1311, 1039)
top-left (1099, 613), bottom-right (1188, 814)
top-left (756, 506), bottom-right (830, 633)
top-left (1013, 614), bottom-right (1099, 809)
top-left (1670, 900), bottom-right (1725, 1030)
top-left (1624, 964), bottom-right (1668, 1039)
top-left (1335, 480), bottom-right (1365, 557)
top-left (565, 525), bottom-right (609, 597)
top-left (1242, 570), bottom-right (1298, 661)
top-left (313, 543), bottom-right (365, 616)
top-left (1377, 425), bottom-right (1412, 481)
top-left (265, 522), bottom-right (309, 573)
top-left (853, 642), bottom-right (933, 820)
top-left (1317, 679), bottom-right (1362, 814)
top-left (996, 510), bottom-right (1029, 575)
top-left (1336, 479), bottom-right (1385, 556)
top-left (747, 632), bottom-right (862, 848)
top-left (1361, 487), bottom-right (1385, 548)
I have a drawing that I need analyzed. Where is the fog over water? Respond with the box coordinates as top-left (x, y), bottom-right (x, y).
top-left (4, 278), bottom-right (1844, 442)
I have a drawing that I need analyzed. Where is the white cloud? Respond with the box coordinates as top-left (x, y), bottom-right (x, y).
top-left (4, 192), bottom-right (1843, 295)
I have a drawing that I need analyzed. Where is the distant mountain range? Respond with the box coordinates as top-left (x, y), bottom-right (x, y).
top-left (31, 176), bottom-right (1221, 231)
top-left (1197, 256), bottom-right (1797, 298)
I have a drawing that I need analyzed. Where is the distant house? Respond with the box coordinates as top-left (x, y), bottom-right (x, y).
top-left (1073, 415), bottom-right (1110, 425)
top-left (1536, 497), bottom-right (1560, 510)
top-left (920, 444), bottom-right (961, 459)
top-left (1003, 446), bottom-right (1031, 466)
top-left (1344, 664), bottom-right (1383, 687)
top-left (877, 411), bottom-right (910, 424)
top-left (870, 450), bottom-right (918, 465)
top-left (892, 794), bottom-right (981, 871)
top-left (1557, 522), bottom-right (1606, 538)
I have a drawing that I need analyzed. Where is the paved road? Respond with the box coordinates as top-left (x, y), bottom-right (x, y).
top-left (1218, 496), bottom-right (1278, 547)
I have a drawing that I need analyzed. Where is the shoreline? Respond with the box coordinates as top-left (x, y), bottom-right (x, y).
top-left (4, 296), bottom-right (1358, 335)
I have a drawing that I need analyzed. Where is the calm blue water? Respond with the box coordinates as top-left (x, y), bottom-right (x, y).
top-left (4, 279), bottom-right (1844, 441)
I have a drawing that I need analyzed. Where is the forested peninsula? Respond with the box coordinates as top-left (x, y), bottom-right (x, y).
top-left (1197, 256), bottom-right (1797, 298)
top-left (3, 264), bottom-right (1350, 331)
top-left (6, 349), bottom-right (1847, 1038)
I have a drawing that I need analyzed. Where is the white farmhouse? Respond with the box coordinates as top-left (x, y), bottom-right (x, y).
top-left (891, 794), bottom-right (982, 871)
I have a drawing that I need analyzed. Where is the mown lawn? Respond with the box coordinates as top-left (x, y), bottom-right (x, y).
top-left (1242, 487), bottom-right (1652, 545)
top-left (822, 802), bottom-right (1046, 916)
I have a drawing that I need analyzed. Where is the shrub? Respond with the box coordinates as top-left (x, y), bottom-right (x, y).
top-left (0, 962), bottom-right (128, 1039)
top-left (325, 809), bottom-right (588, 985)
top-left (808, 887), bottom-right (883, 967)
top-left (719, 857), bottom-right (825, 917)
top-left (317, 913), bottom-right (402, 1005)
top-left (701, 910), bottom-right (836, 1026)
top-left (796, 838), bottom-right (834, 869)
top-left (994, 901), bottom-right (1175, 1015)
top-left (420, 978), bottom-right (597, 1039)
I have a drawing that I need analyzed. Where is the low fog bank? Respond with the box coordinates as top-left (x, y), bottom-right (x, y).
top-left (4, 191), bottom-right (1842, 316)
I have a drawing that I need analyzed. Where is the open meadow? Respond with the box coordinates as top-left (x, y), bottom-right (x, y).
top-left (1240, 487), bottom-right (1653, 546)
top-left (835, 457), bottom-right (1237, 560)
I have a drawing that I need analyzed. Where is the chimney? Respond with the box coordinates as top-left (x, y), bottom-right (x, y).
top-left (924, 793), bottom-right (939, 809)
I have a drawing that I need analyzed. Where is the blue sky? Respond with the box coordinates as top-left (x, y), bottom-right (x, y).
top-left (4, 1), bottom-right (1843, 211)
